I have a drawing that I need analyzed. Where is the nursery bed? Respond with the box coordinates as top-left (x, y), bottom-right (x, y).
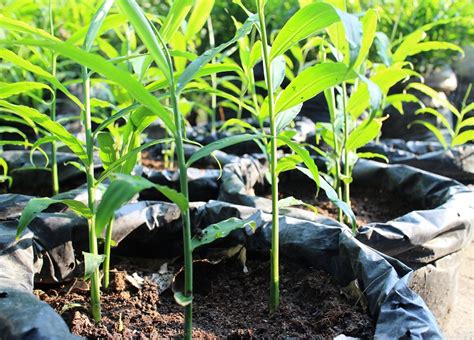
top-left (35, 256), bottom-right (373, 338)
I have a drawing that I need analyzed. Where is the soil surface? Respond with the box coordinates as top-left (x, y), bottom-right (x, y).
top-left (141, 152), bottom-right (216, 171)
top-left (275, 179), bottom-right (417, 226)
top-left (35, 256), bottom-right (374, 339)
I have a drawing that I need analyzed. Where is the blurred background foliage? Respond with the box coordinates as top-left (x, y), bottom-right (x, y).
top-left (1, 0), bottom-right (472, 69)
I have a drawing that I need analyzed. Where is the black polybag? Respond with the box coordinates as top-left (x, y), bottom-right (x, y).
top-left (0, 192), bottom-right (443, 338)
top-left (218, 156), bottom-right (474, 328)
top-left (361, 139), bottom-right (474, 183)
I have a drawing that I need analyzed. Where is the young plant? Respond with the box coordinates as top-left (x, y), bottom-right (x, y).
top-left (408, 83), bottom-right (474, 148)
top-left (237, 0), bottom-right (361, 312)
top-left (1, 1), bottom-right (187, 321)
top-left (116, 1), bottom-right (262, 337)
top-left (317, 4), bottom-right (385, 224)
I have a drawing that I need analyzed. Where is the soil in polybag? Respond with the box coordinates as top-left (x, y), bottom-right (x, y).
top-left (259, 171), bottom-right (423, 226)
top-left (35, 255), bottom-right (373, 338)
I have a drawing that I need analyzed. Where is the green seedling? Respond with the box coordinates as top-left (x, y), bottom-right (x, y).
top-left (408, 83), bottom-right (474, 148)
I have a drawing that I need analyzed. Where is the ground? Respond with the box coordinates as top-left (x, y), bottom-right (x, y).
top-left (444, 240), bottom-right (474, 339)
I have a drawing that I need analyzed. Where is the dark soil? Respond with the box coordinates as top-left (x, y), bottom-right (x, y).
top-left (35, 257), bottom-right (374, 339)
top-left (141, 152), bottom-right (175, 171)
top-left (271, 178), bottom-right (418, 226)
top-left (141, 152), bottom-right (217, 171)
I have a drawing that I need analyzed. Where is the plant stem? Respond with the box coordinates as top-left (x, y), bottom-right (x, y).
top-left (103, 217), bottom-right (114, 288)
top-left (257, 0), bottom-right (279, 313)
top-left (207, 17), bottom-right (217, 135)
top-left (49, 0), bottom-right (59, 195)
top-left (171, 87), bottom-right (193, 339)
top-left (341, 82), bottom-right (350, 207)
top-left (159, 35), bottom-right (193, 338)
top-left (82, 66), bottom-right (101, 322)
top-left (326, 88), bottom-right (343, 221)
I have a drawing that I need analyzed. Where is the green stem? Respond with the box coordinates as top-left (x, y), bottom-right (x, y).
top-left (49, 0), bottom-right (59, 196)
top-left (341, 82), bottom-right (350, 207)
top-left (82, 66), bottom-right (101, 322)
top-left (103, 217), bottom-right (114, 288)
top-left (171, 89), bottom-right (193, 339)
top-left (257, 0), bottom-right (279, 313)
top-left (159, 36), bottom-right (193, 338)
top-left (207, 17), bottom-right (217, 135)
top-left (326, 88), bottom-right (343, 221)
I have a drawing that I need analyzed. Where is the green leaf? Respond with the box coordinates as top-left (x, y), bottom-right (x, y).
top-left (270, 2), bottom-right (339, 60)
top-left (458, 117), bottom-right (474, 130)
top-left (116, 0), bottom-right (171, 81)
top-left (146, 63), bottom-right (241, 92)
top-left (5, 37), bottom-right (175, 132)
top-left (270, 55), bottom-right (286, 91)
top-left (357, 152), bottom-right (389, 163)
top-left (415, 107), bottom-right (453, 134)
top-left (0, 158), bottom-right (8, 175)
top-left (354, 8), bottom-right (377, 69)
top-left (0, 81), bottom-right (52, 99)
top-left (407, 82), bottom-right (460, 117)
top-left (17, 198), bottom-right (92, 239)
top-left (359, 75), bottom-right (382, 114)
top-left (97, 138), bottom-right (174, 183)
top-left (93, 103), bottom-right (141, 137)
top-left (333, 8), bottom-right (363, 66)
top-left (452, 131), bottom-right (474, 147)
top-left (386, 93), bottom-right (420, 114)
top-left (0, 158), bottom-right (11, 186)
top-left (248, 40), bottom-right (262, 70)
top-left (67, 14), bottom-right (126, 46)
top-left (177, 14), bottom-right (258, 93)
top-left (347, 67), bottom-right (409, 118)
top-left (461, 103), bottom-right (474, 116)
top-left (278, 196), bottom-right (317, 214)
top-left (394, 40), bottom-right (464, 62)
top-left (0, 100), bottom-right (88, 164)
top-left (0, 49), bottom-right (83, 109)
top-left (374, 32), bottom-right (392, 66)
top-left (186, 134), bottom-right (261, 167)
top-left (160, 0), bottom-right (193, 42)
top-left (346, 119), bottom-right (382, 151)
top-left (191, 217), bottom-right (256, 251)
top-left (0, 13), bottom-right (59, 41)
top-left (276, 154), bottom-right (301, 175)
top-left (97, 131), bottom-right (117, 169)
top-left (83, 252), bottom-right (106, 280)
top-left (275, 62), bottom-right (355, 114)
top-left (83, 0), bottom-right (115, 51)
top-left (275, 104), bottom-right (303, 132)
top-left (296, 167), bottom-right (356, 229)
top-left (0, 126), bottom-right (27, 142)
top-left (186, 0), bottom-right (215, 39)
top-left (392, 30), bottom-right (425, 62)
top-left (278, 136), bottom-right (320, 187)
top-left (95, 174), bottom-right (188, 235)
top-left (174, 292), bottom-right (193, 307)
top-left (408, 120), bottom-right (448, 149)
top-left (220, 118), bottom-right (260, 134)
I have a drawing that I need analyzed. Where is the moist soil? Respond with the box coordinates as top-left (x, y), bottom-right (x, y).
top-left (35, 256), bottom-right (374, 339)
top-left (268, 174), bottom-right (419, 226)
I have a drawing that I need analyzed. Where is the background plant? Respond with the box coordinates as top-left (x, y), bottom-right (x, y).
top-left (408, 83), bottom-right (474, 148)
